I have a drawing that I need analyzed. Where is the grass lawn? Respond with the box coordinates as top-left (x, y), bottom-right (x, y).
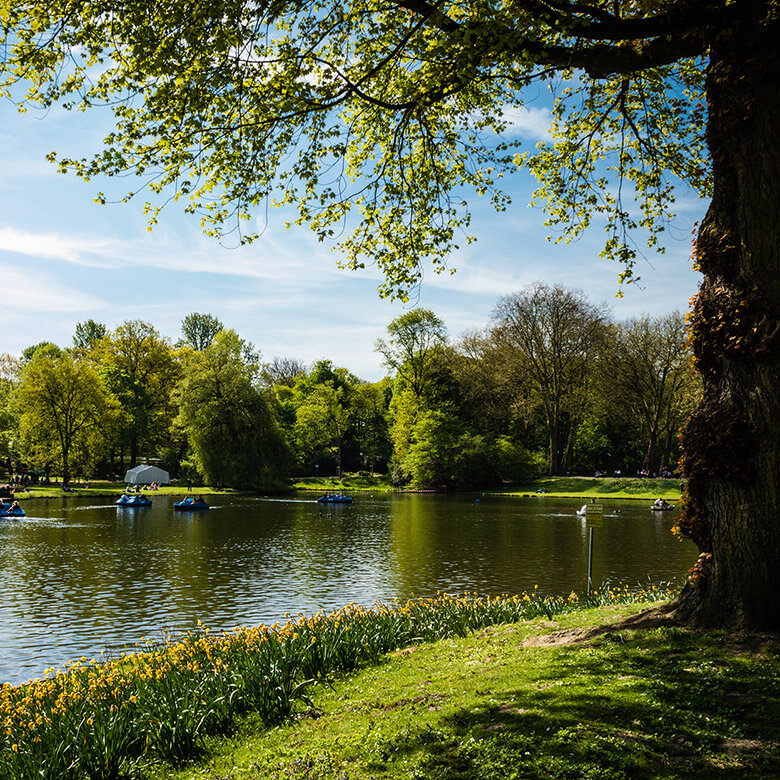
top-left (155, 604), bottom-right (779, 780)
top-left (290, 474), bottom-right (395, 493)
top-left (9, 481), bottom-right (246, 500)
top-left (502, 477), bottom-right (684, 501)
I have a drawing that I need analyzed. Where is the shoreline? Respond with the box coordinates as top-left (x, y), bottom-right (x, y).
top-left (4, 475), bottom-right (685, 502)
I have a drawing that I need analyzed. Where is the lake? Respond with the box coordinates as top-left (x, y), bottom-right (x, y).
top-left (0, 492), bottom-right (695, 684)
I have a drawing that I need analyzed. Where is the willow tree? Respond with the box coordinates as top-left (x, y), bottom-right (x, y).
top-left (176, 330), bottom-right (291, 489)
top-left (1, 1), bottom-right (778, 628)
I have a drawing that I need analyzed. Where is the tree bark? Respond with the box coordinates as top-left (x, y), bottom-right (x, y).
top-left (675, 2), bottom-right (780, 629)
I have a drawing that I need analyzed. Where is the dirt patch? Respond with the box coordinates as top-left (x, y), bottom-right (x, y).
top-left (720, 738), bottom-right (774, 755)
top-left (521, 607), bottom-right (676, 648)
top-left (522, 628), bottom-right (586, 648)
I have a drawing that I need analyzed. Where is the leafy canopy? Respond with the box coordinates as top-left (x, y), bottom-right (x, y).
top-left (0, 1), bottom-right (716, 297)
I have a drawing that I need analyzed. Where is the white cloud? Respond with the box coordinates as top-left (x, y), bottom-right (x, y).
top-left (0, 228), bottom-right (114, 266)
top-left (0, 222), bottom-right (353, 284)
top-left (502, 106), bottom-right (553, 140)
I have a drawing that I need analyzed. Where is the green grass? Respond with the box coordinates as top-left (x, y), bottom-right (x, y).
top-left (155, 605), bottom-right (779, 780)
top-left (501, 477), bottom-right (684, 500)
top-left (290, 475), bottom-right (682, 500)
top-left (0, 588), bottom-right (680, 779)
top-left (290, 474), bottom-right (394, 492)
top-left (10, 481), bottom-right (246, 500)
top-left (9, 475), bottom-right (683, 501)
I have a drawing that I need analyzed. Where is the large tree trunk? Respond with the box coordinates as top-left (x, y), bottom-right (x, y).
top-left (675, 3), bottom-right (780, 630)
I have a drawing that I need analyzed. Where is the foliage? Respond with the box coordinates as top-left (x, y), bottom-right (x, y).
top-left (295, 382), bottom-right (351, 474)
top-left (607, 313), bottom-right (699, 474)
top-left (276, 360), bottom-right (389, 476)
top-left (100, 320), bottom-right (180, 467)
top-left (179, 312), bottom-right (224, 351)
top-left (350, 380), bottom-right (392, 473)
top-left (7, 295), bottom-right (697, 487)
top-left (72, 319), bottom-right (107, 352)
top-left (0, 354), bottom-right (20, 463)
top-left (375, 310), bottom-right (448, 401)
top-left (20, 342), bottom-right (58, 363)
top-left (491, 283), bottom-right (610, 475)
top-left (400, 410), bottom-right (465, 488)
top-left (176, 330), bottom-right (291, 489)
top-left (0, 1), bottom-right (714, 300)
top-left (14, 348), bottom-right (117, 483)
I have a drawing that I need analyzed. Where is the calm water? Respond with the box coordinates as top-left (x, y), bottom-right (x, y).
top-left (0, 493), bottom-right (695, 684)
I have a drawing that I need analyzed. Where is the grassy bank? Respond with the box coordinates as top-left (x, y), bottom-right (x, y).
top-left (291, 475), bottom-right (683, 500)
top-left (8, 481), bottom-right (246, 500)
top-left (159, 604), bottom-right (780, 780)
top-left (290, 474), bottom-right (395, 493)
top-left (502, 476), bottom-right (684, 501)
top-left (1, 588), bottom-right (689, 779)
top-left (10, 475), bottom-right (683, 501)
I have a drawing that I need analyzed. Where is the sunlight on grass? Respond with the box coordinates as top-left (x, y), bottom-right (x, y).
top-left (0, 587), bottom-right (677, 778)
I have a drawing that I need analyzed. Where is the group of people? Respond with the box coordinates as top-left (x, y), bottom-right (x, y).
top-left (125, 481), bottom-right (160, 493)
top-left (180, 495), bottom-right (207, 505)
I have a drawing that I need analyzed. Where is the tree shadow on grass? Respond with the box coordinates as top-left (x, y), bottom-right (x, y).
top-left (373, 624), bottom-right (780, 779)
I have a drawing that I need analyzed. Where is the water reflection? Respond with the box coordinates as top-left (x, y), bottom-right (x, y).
top-left (0, 493), bottom-right (695, 684)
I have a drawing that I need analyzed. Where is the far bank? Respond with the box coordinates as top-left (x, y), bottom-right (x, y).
top-left (290, 474), bottom-right (684, 501)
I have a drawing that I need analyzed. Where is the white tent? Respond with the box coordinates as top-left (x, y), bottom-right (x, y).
top-left (124, 465), bottom-right (170, 485)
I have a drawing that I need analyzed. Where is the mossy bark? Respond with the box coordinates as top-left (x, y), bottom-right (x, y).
top-left (675, 2), bottom-right (780, 629)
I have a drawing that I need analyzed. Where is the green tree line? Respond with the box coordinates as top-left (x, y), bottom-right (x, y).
top-left (0, 286), bottom-right (698, 491)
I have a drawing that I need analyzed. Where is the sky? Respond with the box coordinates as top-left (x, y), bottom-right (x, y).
top-left (0, 97), bottom-right (706, 382)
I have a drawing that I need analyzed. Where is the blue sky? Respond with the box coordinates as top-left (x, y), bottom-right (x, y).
top-left (0, 98), bottom-right (705, 381)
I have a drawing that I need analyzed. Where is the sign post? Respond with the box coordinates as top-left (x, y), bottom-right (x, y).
top-left (585, 503), bottom-right (604, 595)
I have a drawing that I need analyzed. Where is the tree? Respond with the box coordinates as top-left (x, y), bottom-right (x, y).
top-left (176, 330), bottom-right (291, 488)
top-left (0, 354), bottom-right (20, 466)
top-left (375, 310), bottom-right (448, 403)
top-left (351, 380), bottom-right (392, 473)
top-left (21, 342), bottom-right (59, 363)
top-left (72, 320), bottom-right (107, 352)
top-left (295, 383), bottom-right (352, 476)
top-left (2, 2), bottom-right (778, 627)
top-left (401, 410), bottom-right (465, 489)
top-left (491, 284), bottom-right (609, 476)
top-left (609, 313), bottom-right (699, 475)
top-left (179, 313), bottom-right (224, 351)
top-left (101, 320), bottom-right (179, 467)
top-left (15, 348), bottom-right (114, 484)
top-left (455, 327), bottom-right (551, 474)
top-left (261, 357), bottom-right (308, 388)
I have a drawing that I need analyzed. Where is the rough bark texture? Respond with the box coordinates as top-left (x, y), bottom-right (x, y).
top-left (675, 1), bottom-right (780, 629)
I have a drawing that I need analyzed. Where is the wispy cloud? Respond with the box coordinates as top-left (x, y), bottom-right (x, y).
top-left (0, 223), bottom-right (354, 285)
top-left (0, 228), bottom-right (114, 266)
top-left (502, 106), bottom-right (552, 140)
